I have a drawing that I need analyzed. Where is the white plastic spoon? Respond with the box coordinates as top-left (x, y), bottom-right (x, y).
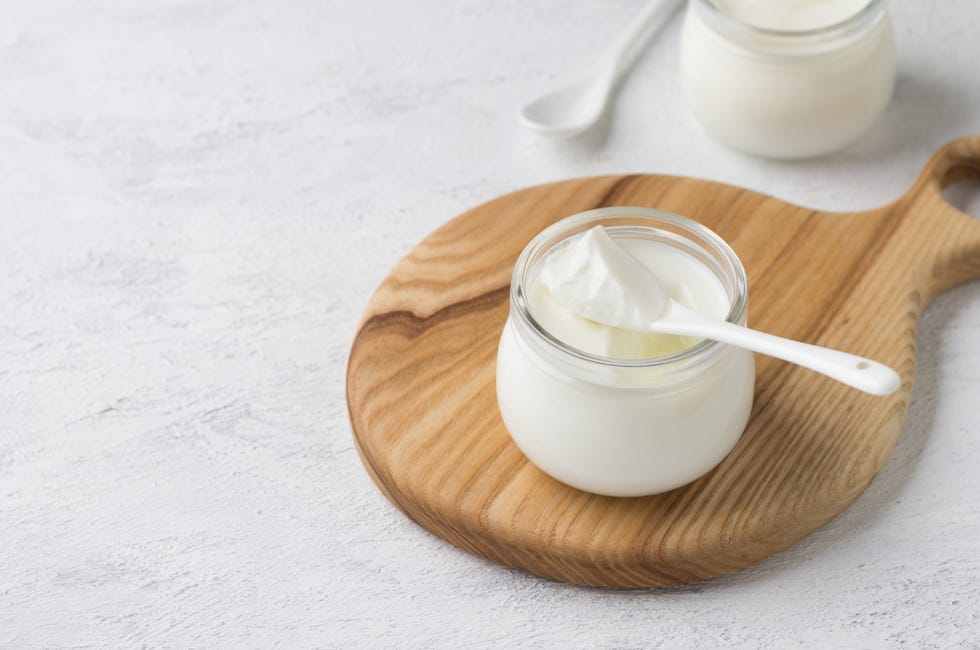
top-left (519, 0), bottom-right (683, 139)
top-left (545, 227), bottom-right (901, 396)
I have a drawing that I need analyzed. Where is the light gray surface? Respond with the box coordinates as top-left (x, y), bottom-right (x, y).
top-left (1, 1), bottom-right (978, 648)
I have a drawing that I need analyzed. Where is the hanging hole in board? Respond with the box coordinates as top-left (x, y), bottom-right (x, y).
top-left (940, 164), bottom-right (980, 220)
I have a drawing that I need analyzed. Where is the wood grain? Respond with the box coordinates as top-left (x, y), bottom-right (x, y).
top-left (346, 137), bottom-right (980, 588)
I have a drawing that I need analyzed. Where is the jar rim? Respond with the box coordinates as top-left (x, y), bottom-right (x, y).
top-left (510, 207), bottom-right (749, 371)
top-left (691, 0), bottom-right (887, 52)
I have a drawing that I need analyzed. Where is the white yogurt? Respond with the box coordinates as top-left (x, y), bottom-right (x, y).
top-left (680, 0), bottom-right (895, 158)
top-left (496, 209), bottom-right (755, 497)
top-left (531, 226), bottom-right (726, 359)
top-left (713, 0), bottom-right (871, 31)
top-left (537, 226), bottom-right (670, 334)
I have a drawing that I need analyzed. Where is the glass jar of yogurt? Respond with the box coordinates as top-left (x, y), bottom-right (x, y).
top-left (496, 208), bottom-right (754, 497)
top-left (679, 0), bottom-right (896, 158)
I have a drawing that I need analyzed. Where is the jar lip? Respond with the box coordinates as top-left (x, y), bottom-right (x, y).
top-left (692, 0), bottom-right (886, 47)
top-left (510, 207), bottom-right (749, 370)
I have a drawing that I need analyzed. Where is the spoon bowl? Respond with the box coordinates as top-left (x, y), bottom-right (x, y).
top-left (519, 75), bottom-right (612, 139)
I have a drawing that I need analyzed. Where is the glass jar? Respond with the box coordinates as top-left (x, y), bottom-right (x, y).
top-left (679, 0), bottom-right (896, 158)
top-left (495, 208), bottom-right (754, 497)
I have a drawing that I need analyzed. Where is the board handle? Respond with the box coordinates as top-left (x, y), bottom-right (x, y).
top-left (899, 135), bottom-right (980, 297)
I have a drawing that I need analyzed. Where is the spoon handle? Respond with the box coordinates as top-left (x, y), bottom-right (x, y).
top-left (595, 0), bottom-right (684, 83)
top-left (656, 303), bottom-right (901, 396)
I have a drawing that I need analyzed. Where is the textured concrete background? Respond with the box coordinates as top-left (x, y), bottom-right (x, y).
top-left (1, 0), bottom-right (979, 647)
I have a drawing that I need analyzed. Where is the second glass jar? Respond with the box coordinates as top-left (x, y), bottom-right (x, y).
top-left (679, 0), bottom-right (896, 159)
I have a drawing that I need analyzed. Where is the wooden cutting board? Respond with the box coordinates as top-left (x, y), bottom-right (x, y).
top-left (346, 137), bottom-right (980, 588)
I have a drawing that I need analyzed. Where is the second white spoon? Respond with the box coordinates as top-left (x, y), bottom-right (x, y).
top-left (519, 0), bottom-right (683, 139)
